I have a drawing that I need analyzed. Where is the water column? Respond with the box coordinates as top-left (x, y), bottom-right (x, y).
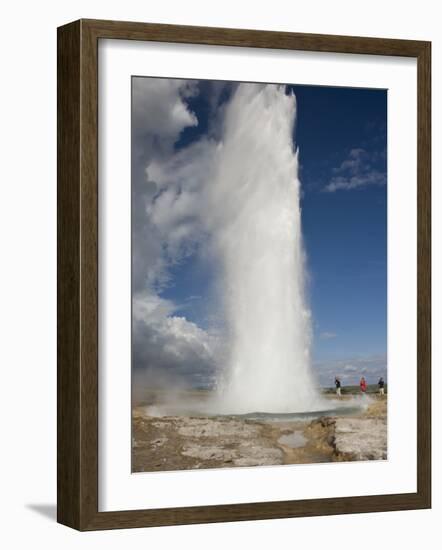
top-left (210, 84), bottom-right (321, 413)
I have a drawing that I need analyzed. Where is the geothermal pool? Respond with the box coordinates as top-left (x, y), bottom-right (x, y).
top-left (138, 389), bottom-right (370, 422)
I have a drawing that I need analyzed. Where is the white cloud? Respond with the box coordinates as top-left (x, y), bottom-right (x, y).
top-left (319, 331), bottom-right (337, 340)
top-left (132, 78), bottom-right (198, 139)
top-left (145, 137), bottom-right (218, 261)
top-left (324, 147), bottom-right (386, 192)
top-left (314, 354), bottom-right (387, 386)
top-left (343, 364), bottom-right (357, 371)
top-left (131, 78), bottom-right (221, 386)
top-left (132, 291), bottom-right (220, 387)
top-left (132, 78), bottom-right (203, 294)
top-left (132, 79), bottom-right (235, 299)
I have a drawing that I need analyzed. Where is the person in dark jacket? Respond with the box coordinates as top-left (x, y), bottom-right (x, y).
top-left (378, 377), bottom-right (385, 396)
top-left (334, 376), bottom-right (342, 397)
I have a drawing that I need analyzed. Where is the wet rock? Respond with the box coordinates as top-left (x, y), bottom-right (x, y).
top-left (182, 445), bottom-right (237, 462)
top-left (177, 418), bottom-right (260, 438)
top-left (233, 446), bottom-right (283, 467)
top-left (151, 437), bottom-right (167, 448)
top-left (317, 416), bottom-right (336, 428)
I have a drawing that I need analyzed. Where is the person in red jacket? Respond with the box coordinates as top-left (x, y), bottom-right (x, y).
top-left (360, 376), bottom-right (367, 394)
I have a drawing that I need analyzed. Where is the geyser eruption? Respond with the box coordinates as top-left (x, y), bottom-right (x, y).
top-left (211, 84), bottom-right (322, 414)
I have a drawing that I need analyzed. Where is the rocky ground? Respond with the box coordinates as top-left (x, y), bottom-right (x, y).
top-left (132, 395), bottom-right (387, 472)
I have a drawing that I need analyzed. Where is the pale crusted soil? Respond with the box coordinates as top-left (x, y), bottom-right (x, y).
top-left (332, 398), bottom-right (387, 460)
top-left (132, 414), bottom-right (286, 471)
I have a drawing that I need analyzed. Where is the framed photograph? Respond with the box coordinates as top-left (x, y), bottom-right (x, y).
top-left (57, 19), bottom-right (431, 530)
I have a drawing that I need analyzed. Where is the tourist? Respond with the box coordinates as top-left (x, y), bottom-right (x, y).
top-left (334, 376), bottom-right (342, 397)
top-left (378, 377), bottom-right (385, 396)
top-left (359, 376), bottom-right (367, 394)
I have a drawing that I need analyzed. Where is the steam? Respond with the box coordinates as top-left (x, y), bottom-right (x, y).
top-left (207, 84), bottom-right (322, 413)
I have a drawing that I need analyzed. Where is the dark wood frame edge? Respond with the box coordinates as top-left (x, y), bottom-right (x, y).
top-left (57, 18), bottom-right (431, 531)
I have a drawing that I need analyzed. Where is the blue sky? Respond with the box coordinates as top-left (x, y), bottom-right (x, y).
top-left (293, 86), bottom-right (387, 364)
top-left (132, 78), bottom-right (387, 388)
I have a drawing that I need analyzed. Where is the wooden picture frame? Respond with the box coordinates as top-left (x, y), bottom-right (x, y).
top-left (57, 18), bottom-right (431, 530)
